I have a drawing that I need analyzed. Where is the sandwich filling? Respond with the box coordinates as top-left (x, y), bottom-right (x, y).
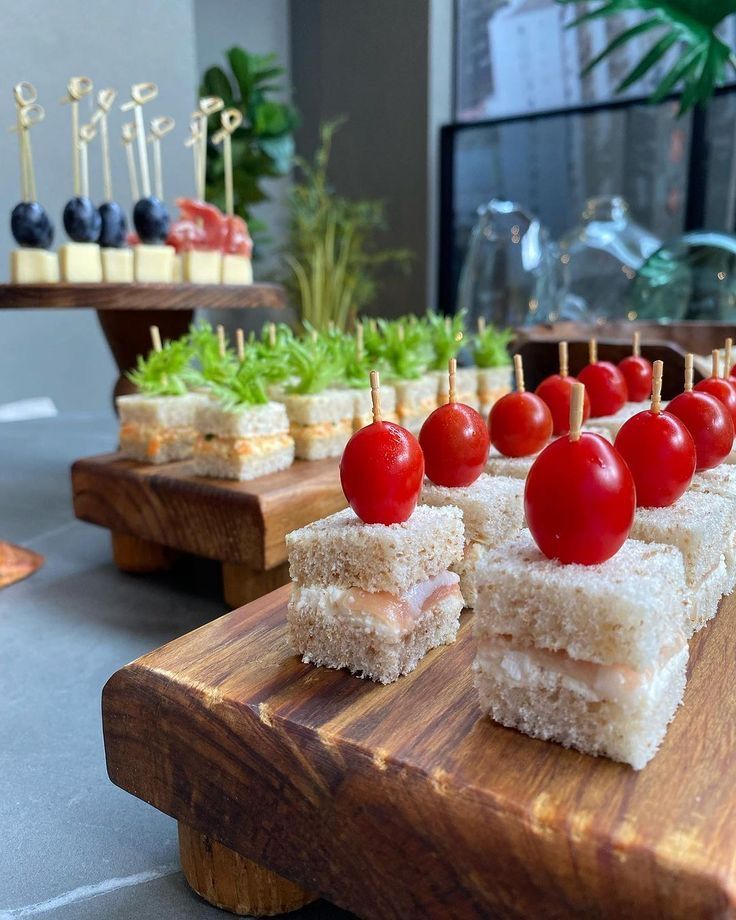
top-left (318, 570), bottom-right (461, 639)
top-left (290, 420), bottom-right (352, 441)
top-left (476, 634), bottom-right (686, 707)
top-left (194, 433), bottom-right (292, 459)
top-left (120, 422), bottom-right (197, 458)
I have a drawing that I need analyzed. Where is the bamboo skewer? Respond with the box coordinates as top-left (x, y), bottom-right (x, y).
top-left (148, 116), bottom-right (175, 201)
top-left (121, 83), bottom-right (157, 198)
top-left (651, 360), bottom-right (663, 414)
top-left (11, 97), bottom-right (43, 204)
top-left (212, 108), bottom-right (243, 217)
top-left (61, 76), bottom-right (93, 197)
top-left (185, 113), bottom-right (205, 200)
top-left (236, 329), bottom-right (245, 363)
top-left (197, 96), bottom-right (224, 206)
top-left (122, 122), bottom-right (140, 202)
top-left (78, 122), bottom-right (96, 199)
top-left (92, 89), bottom-right (117, 203)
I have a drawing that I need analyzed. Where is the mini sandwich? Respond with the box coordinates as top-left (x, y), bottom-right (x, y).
top-left (286, 505), bottom-right (465, 683)
top-left (473, 532), bottom-right (688, 770)
top-left (630, 489), bottom-right (733, 633)
top-left (118, 329), bottom-right (203, 464)
top-left (193, 400), bottom-right (294, 480)
top-left (117, 392), bottom-right (206, 464)
top-left (472, 320), bottom-right (512, 417)
top-left (425, 311), bottom-right (479, 410)
top-left (394, 375), bottom-right (438, 434)
top-left (352, 384), bottom-right (398, 431)
top-left (421, 474), bottom-right (524, 606)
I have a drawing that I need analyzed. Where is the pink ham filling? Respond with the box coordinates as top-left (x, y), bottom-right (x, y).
top-left (477, 634), bottom-right (685, 705)
top-left (340, 571), bottom-right (461, 636)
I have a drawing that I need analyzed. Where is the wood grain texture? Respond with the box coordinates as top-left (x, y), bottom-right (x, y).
top-left (178, 822), bottom-right (316, 916)
top-left (222, 561), bottom-right (290, 609)
top-left (102, 586), bottom-right (736, 919)
top-left (72, 453), bottom-right (346, 570)
top-left (111, 532), bottom-right (179, 573)
top-left (0, 282), bottom-right (285, 310)
top-left (516, 337), bottom-right (700, 397)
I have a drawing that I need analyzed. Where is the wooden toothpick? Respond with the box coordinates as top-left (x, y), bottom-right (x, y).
top-left (725, 338), bottom-right (733, 378)
top-left (448, 358), bottom-right (457, 403)
top-left (684, 354), bottom-right (694, 392)
top-left (235, 328), bottom-right (245, 363)
top-left (92, 89), bottom-right (117, 203)
top-left (198, 96), bottom-right (224, 206)
top-left (211, 107), bottom-right (242, 217)
top-left (633, 330), bottom-right (641, 358)
top-left (150, 325), bottom-right (163, 352)
top-left (477, 316), bottom-right (486, 335)
top-left (148, 115), bottom-right (175, 201)
top-left (122, 122), bottom-right (140, 202)
top-left (11, 100), bottom-right (44, 204)
top-left (589, 338), bottom-right (597, 365)
top-left (712, 349), bottom-right (720, 379)
top-left (61, 76), bottom-right (93, 197)
top-left (216, 324), bottom-right (226, 358)
top-left (121, 82), bottom-right (158, 198)
top-left (268, 322), bottom-right (276, 348)
top-left (569, 382), bottom-right (584, 442)
top-left (185, 113), bottom-right (205, 200)
top-left (78, 122), bottom-right (96, 199)
top-left (370, 370), bottom-right (382, 423)
top-left (356, 321), bottom-right (364, 359)
top-left (513, 354), bottom-right (525, 393)
top-left (651, 360), bottom-right (663, 414)
top-left (559, 341), bottom-right (568, 378)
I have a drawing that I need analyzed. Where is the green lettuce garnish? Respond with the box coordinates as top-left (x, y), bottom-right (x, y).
top-left (473, 324), bottom-right (513, 369)
top-left (375, 317), bottom-right (432, 381)
top-left (425, 309), bottom-right (467, 371)
top-left (126, 338), bottom-right (193, 396)
top-left (186, 321), bottom-right (237, 388)
top-left (285, 335), bottom-right (345, 394)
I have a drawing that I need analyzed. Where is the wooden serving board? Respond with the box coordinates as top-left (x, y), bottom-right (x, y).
top-left (102, 586), bottom-right (736, 919)
top-left (71, 453), bottom-right (346, 607)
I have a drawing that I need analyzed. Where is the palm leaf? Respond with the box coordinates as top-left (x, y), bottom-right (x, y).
top-left (580, 20), bottom-right (662, 76)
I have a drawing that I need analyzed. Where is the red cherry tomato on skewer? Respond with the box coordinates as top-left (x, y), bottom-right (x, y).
top-left (525, 383), bottom-right (635, 565)
top-left (535, 374), bottom-right (591, 435)
top-left (341, 373), bottom-right (424, 525)
top-left (420, 396), bottom-right (489, 488)
top-left (489, 355), bottom-right (552, 457)
top-left (693, 350), bottom-right (736, 429)
top-left (613, 361), bottom-right (695, 508)
top-left (577, 340), bottom-right (628, 417)
top-left (667, 390), bottom-right (733, 471)
top-left (618, 355), bottom-right (652, 402)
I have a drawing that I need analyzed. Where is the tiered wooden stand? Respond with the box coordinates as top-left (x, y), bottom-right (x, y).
top-left (0, 282), bottom-right (286, 403)
top-left (102, 586), bottom-right (736, 918)
top-left (71, 454), bottom-right (346, 608)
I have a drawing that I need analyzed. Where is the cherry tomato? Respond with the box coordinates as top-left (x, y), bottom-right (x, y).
top-left (340, 421), bottom-right (424, 524)
top-left (614, 410), bottom-right (696, 507)
top-left (577, 361), bottom-right (628, 417)
top-left (618, 355), bottom-right (653, 402)
top-left (535, 374), bottom-right (591, 436)
top-left (525, 433), bottom-right (635, 565)
top-left (694, 375), bottom-right (736, 430)
top-left (730, 362), bottom-right (736, 380)
top-left (419, 402), bottom-right (490, 487)
top-left (667, 390), bottom-right (734, 471)
top-left (489, 391), bottom-right (553, 457)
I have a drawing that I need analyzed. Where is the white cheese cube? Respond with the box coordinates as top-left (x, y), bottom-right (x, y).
top-left (221, 253), bottom-right (253, 284)
top-left (10, 248), bottom-right (60, 283)
top-left (59, 242), bottom-right (102, 282)
top-left (172, 253), bottom-right (183, 282)
top-left (134, 244), bottom-right (176, 282)
top-left (101, 248), bottom-right (134, 282)
top-left (181, 250), bottom-right (222, 284)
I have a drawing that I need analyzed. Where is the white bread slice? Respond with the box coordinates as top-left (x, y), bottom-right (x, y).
top-left (192, 439), bottom-right (294, 481)
top-left (630, 490), bottom-right (730, 587)
top-left (590, 401), bottom-right (653, 435)
top-left (474, 638), bottom-right (687, 770)
top-left (474, 532), bottom-right (687, 670)
top-left (437, 367), bottom-right (480, 409)
top-left (286, 505), bottom-right (464, 593)
top-left (119, 424), bottom-right (197, 464)
top-left (394, 376), bottom-right (437, 428)
top-left (288, 580), bottom-right (463, 684)
top-left (691, 465), bottom-right (736, 500)
top-left (117, 392), bottom-right (208, 427)
top-left (290, 420), bottom-right (353, 460)
top-left (281, 390), bottom-right (354, 426)
top-left (196, 401), bottom-right (289, 438)
top-left (485, 447), bottom-right (539, 480)
top-left (420, 474), bottom-right (524, 545)
top-left (477, 366), bottom-right (511, 411)
top-left (352, 384), bottom-right (397, 431)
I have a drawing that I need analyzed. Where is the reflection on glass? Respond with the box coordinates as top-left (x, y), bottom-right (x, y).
top-left (631, 232), bottom-right (736, 322)
top-left (457, 199), bottom-right (555, 327)
top-left (554, 196), bottom-right (661, 322)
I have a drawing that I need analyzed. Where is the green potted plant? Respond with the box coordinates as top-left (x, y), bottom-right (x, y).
top-left (284, 119), bottom-right (412, 331)
top-left (201, 46), bottom-right (299, 245)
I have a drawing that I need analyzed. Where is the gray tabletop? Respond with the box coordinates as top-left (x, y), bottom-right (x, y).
top-left (0, 413), bottom-right (351, 920)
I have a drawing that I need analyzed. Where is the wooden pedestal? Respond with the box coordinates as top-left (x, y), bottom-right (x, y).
top-left (72, 454), bottom-right (345, 607)
top-left (178, 823), bottom-right (315, 916)
top-left (102, 586), bottom-right (736, 919)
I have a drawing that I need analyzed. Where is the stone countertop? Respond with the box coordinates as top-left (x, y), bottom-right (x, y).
top-left (0, 413), bottom-right (351, 919)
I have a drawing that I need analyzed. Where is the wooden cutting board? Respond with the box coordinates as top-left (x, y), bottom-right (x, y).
top-left (71, 453), bottom-right (346, 606)
top-left (102, 585), bottom-right (736, 919)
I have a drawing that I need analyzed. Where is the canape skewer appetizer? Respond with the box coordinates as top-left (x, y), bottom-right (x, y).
top-left (93, 88), bottom-right (131, 280)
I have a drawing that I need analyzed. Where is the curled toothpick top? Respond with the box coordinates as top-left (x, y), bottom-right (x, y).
top-left (11, 102), bottom-right (45, 131)
top-left (96, 88), bottom-right (117, 113)
top-left (14, 81), bottom-right (37, 107)
top-left (79, 122), bottom-right (96, 145)
top-left (211, 107), bottom-right (243, 144)
top-left (61, 75), bottom-right (93, 104)
top-left (122, 122), bottom-right (137, 145)
top-left (199, 95), bottom-right (224, 117)
top-left (120, 82), bottom-right (158, 110)
top-left (149, 115), bottom-right (175, 140)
